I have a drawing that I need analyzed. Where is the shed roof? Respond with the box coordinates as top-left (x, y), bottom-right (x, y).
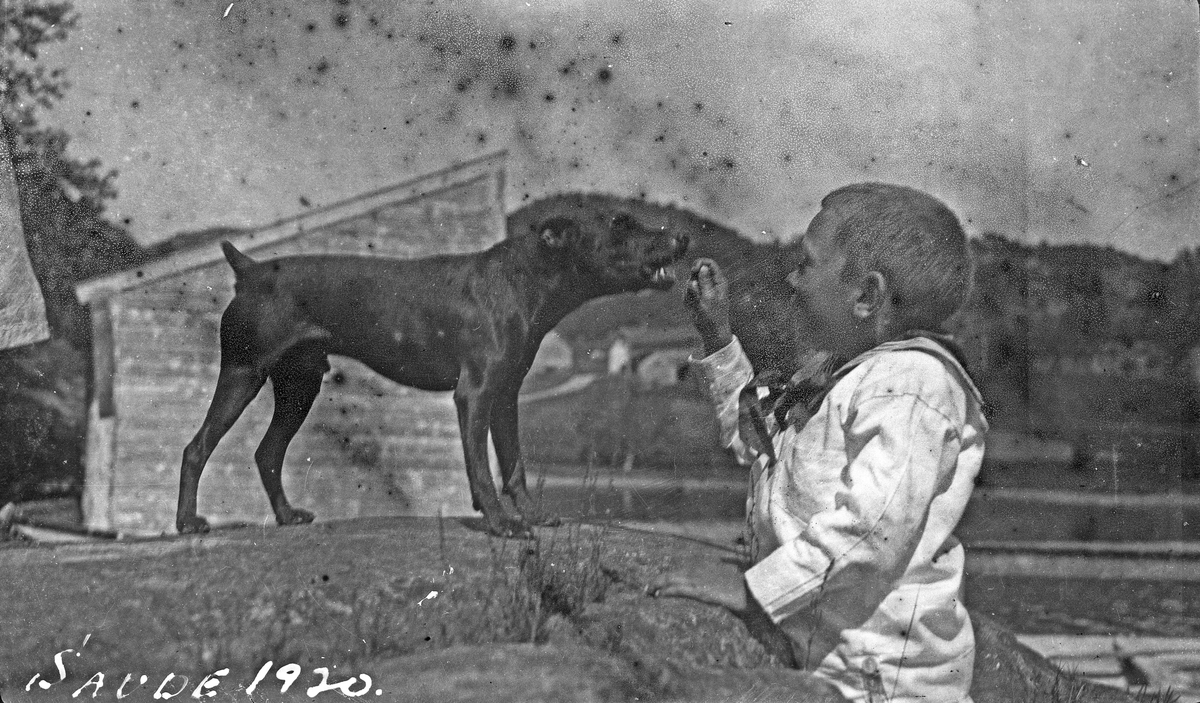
top-left (76, 151), bottom-right (507, 304)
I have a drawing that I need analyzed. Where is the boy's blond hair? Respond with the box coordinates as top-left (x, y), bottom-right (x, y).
top-left (822, 182), bottom-right (971, 330)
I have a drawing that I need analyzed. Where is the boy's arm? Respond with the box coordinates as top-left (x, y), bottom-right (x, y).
top-left (689, 335), bottom-right (761, 466)
top-left (684, 258), bottom-right (770, 466)
top-left (744, 366), bottom-right (964, 625)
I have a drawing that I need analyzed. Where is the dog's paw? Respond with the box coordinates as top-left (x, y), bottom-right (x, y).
top-left (487, 515), bottom-right (533, 539)
top-left (277, 507), bottom-right (316, 526)
top-left (177, 515), bottom-right (211, 534)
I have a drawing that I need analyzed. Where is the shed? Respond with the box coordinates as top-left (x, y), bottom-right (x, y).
top-left (606, 326), bottom-right (700, 385)
top-left (75, 152), bottom-right (508, 535)
top-left (527, 330), bottom-right (573, 375)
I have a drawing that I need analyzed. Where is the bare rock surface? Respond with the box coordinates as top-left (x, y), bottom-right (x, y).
top-left (0, 516), bottom-right (1146, 701)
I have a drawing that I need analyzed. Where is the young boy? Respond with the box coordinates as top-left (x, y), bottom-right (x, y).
top-left (652, 183), bottom-right (988, 703)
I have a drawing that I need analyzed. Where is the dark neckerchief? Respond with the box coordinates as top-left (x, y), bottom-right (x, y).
top-left (738, 331), bottom-right (981, 467)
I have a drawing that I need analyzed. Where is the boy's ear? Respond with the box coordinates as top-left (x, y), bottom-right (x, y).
top-left (853, 271), bottom-right (889, 320)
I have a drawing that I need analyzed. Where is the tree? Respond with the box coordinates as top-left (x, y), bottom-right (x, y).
top-left (4, 2), bottom-right (145, 344)
top-left (1, 1), bottom-right (146, 505)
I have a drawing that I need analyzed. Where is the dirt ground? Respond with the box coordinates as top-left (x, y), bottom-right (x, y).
top-left (0, 516), bottom-right (1151, 702)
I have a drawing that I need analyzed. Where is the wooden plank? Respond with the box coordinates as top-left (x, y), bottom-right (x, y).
top-left (966, 551), bottom-right (1200, 581)
top-left (81, 404), bottom-right (116, 531)
top-left (974, 487), bottom-right (1200, 509)
top-left (971, 540), bottom-right (1200, 558)
top-left (90, 298), bottom-right (117, 418)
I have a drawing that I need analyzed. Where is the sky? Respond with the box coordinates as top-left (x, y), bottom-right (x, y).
top-left (33, 0), bottom-right (1200, 261)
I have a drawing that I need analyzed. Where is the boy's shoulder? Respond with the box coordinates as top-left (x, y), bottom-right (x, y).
top-left (835, 340), bottom-right (983, 418)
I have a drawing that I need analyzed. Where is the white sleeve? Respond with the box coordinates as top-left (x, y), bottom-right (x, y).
top-left (688, 335), bottom-right (762, 466)
top-left (744, 389), bottom-right (962, 623)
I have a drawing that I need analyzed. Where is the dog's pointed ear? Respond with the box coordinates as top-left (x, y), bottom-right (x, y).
top-left (535, 217), bottom-right (576, 248)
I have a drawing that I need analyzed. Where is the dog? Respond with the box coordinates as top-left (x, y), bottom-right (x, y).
top-left (176, 203), bottom-right (688, 536)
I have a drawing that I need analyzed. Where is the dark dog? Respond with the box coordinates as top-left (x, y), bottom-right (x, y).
top-left (177, 205), bottom-right (688, 536)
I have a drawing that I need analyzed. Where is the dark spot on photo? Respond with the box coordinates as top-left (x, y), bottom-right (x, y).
top-left (498, 33), bottom-right (516, 52)
top-left (611, 32), bottom-right (623, 45)
top-left (597, 68), bottom-right (612, 83)
top-left (306, 22), bottom-right (318, 32)
top-left (314, 58), bottom-right (330, 74)
top-left (544, 92), bottom-right (556, 102)
top-left (334, 12), bottom-right (350, 29)
top-left (693, 101), bottom-right (703, 112)
top-left (299, 196), bottom-right (312, 207)
top-left (493, 73), bottom-right (522, 99)
top-left (130, 100), bottom-right (140, 109)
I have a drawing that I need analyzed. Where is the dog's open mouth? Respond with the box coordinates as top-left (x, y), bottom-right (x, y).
top-left (639, 252), bottom-right (684, 290)
top-left (627, 228), bottom-right (688, 291)
top-left (643, 263), bottom-right (678, 285)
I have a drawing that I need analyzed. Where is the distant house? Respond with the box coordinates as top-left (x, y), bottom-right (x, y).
top-left (1034, 340), bottom-right (1173, 379)
top-left (638, 348), bottom-right (695, 389)
top-left (74, 152), bottom-right (508, 535)
top-left (528, 330), bottom-right (573, 375)
top-left (606, 326), bottom-right (700, 388)
top-left (1088, 340), bottom-right (1169, 378)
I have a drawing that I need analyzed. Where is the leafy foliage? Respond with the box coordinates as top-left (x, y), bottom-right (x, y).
top-left (1, 1), bottom-right (148, 502)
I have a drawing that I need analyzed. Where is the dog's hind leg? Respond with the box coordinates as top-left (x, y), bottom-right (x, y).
top-left (178, 363), bottom-right (267, 533)
top-left (254, 354), bottom-right (326, 526)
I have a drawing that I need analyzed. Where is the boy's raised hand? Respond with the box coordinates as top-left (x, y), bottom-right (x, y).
top-left (684, 258), bottom-right (733, 356)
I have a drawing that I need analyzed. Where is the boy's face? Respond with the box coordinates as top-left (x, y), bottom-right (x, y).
top-left (786, 206), bottom-right (877, 358)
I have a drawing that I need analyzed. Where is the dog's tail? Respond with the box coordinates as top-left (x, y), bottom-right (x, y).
top-left (221, 241), bottom-right (257, 278)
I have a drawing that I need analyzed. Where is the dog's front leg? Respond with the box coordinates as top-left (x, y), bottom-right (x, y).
top-left (454, 369), bottom-right (530, 538)
top-left (490, 390), bottom-right (558, 526)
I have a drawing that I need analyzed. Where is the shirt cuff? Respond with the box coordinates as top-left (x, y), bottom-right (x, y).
top-left (690, 335), bottom-right (753, 398)
top-left (744, 538), bottom-right (834, 624)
